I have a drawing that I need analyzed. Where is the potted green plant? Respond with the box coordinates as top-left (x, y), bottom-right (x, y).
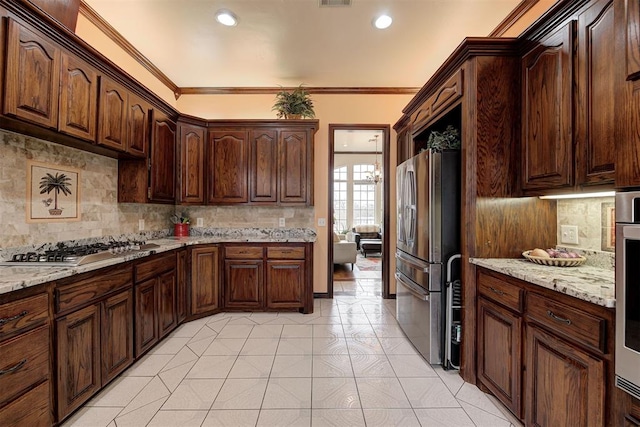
top-left (424, 125), bottom-right (461, 152)
top-left (272, 85), bottom-right (315, 119)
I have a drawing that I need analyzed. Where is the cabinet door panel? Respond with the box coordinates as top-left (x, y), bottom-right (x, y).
top-left (149, 111), bottom-right (176, 202)
top-left (576, 0), bottom-right (615, 186)
top-left (178, 123), bottom-right (206, 204)
top-left (279, 130), bottom-right (309, 204)
top-left (177, 249), bottom-right (189, 323)
top-left (266, 260), bottom-right (304, 309)
top-left (191, 246), bottom-right (220, 316)
top-left (0, 381), bottom-right (52, 427)
top-left (135, 279), bottom-right (158, 356)
top-left (56, 304), bottom-right (101, 419)
top-left (207, 130), bottom-right (249, 203)
top-left (626, 0), bottom-right (640, 80)
top-left (250, 129), bottom-right (277, 202)
top-left (101, 290), bottom-right (133, 384)
top-left (525, 326), bottom-right (604, 427)
top-left (59, 53), bottom-right (98, 141)
top-left (158, 269), bottom-right (177, 338)
top-left (4, 18), bottom-right (60, 128)
top-left (97, 77), bottom-right (128, 151)
top-left (127, 93), bottom-right (149, 158)
top-left (521, 22), bottom-right (574, 191)
top-left (477, 297), bottom-right (521, 417)
top-left (224, 260), bottom-right (263, 308)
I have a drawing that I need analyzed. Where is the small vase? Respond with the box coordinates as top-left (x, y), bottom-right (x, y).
top-left (286, 114), bottom-right (302, 119)
top-left (174, 223), bottom-right (190, 237)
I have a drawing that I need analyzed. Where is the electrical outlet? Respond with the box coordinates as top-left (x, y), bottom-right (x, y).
top-left (196, 217), bottom-right (204, 227)
top-left (318, 218), bottom-right (326, 227)
top-left (560, 225), bottom-right (578, 244)
top-left (279, 218), bottom-right (285, 227)
top-left (138, 219), bottom-right (145, 231)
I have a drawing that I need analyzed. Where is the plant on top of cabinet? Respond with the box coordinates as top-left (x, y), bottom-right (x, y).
top-left (423, 125), bottom-right (461, 152)
top-left (272, 85), bottom-right (315, 119)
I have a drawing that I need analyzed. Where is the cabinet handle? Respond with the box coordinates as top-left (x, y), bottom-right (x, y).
top-left (547, 310), bottom-right (571, 325)
top-left (0, 359), bottom-right (27, 376)
top-left (625, 414), bottom-right (640, 426)
top-left (489, 287), bottom-right (505, 296)
top-left (0, 310), bottom-right (28, 326)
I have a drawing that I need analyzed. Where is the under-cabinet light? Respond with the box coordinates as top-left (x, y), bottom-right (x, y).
top-left (539, 191), bottom-right (616, 200)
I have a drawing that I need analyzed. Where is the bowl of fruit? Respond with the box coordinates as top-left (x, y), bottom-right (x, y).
top-left (522, 248), bottom-right (586, 267)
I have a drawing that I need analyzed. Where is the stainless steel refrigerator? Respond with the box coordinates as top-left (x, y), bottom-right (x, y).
top-left (395, 150), bottom-right (460, 365)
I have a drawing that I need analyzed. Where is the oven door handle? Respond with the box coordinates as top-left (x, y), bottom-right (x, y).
top-left (395, 251), bottom-right (430, 273)
top-left (395, 273), bottom-right (430, 301)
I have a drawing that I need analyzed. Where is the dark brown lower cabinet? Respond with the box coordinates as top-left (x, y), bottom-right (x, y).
top-left (224, 260), bottom-right (263, 309)
top-left (56, 303), bottom-right (101, 419)
top-left (266, 260), bottom-right (305, 310)
top-left (525, 325), bottom-right (605, 427)
top-left (158, 269), bottom-right (177, 337)
top-left (191, 245), bottom-right (221, 316)
top-left (101, 290), bottom-right (134, 384)
top-left (135, 279), bottom-right (158, 356)
top-left (177, 248), bottom-right (189, 322)
top-left (477, 297), bottom-right (522, 417)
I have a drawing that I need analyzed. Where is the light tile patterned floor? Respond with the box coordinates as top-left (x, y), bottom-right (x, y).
top-left (62, 278), bottom-right (522, 427)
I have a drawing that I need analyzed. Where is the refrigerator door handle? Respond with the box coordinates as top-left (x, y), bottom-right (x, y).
top-left (395, 251), bottom-right (430, 273)
top-left (395, 273), bottom-right (430, 301)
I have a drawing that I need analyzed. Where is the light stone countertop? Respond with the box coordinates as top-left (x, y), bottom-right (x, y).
top-left (470, 258), bottom-right (615, 308)
top-left (0, 229), bottom-right (316, 296)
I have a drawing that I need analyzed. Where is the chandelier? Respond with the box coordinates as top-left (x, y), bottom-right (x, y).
top-left (366, 135), bottom-right (382, 184)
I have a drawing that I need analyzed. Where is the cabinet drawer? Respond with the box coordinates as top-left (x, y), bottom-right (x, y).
top-left (0, 325), bottom-right (49, 406)
top-left (267, 246), bottom-right (305, 259)
top-left (225, 246), bottom-right (264, 259)
top-left (526, 292), bottom-right (606, 353)
top-left (0, 381), bottom-right (53, 427)
top-left (135, 252), bottom-right (176, 283)
top-left (0, 293), bottom-right (48, 339)
top-left (477, 270), bottom-right (523, 313)
top-left (0, 380), bottom-right (51, 427)
top-left (56, 266), bottom-right (132, 313)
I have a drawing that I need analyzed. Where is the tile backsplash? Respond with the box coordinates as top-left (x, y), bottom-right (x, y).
top-left (0, 129), bottom-right (315, 249)
top-left (556, 196), bottom-right (615, 253)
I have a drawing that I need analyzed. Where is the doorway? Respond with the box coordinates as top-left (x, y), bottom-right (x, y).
top-left (327, 124), bottom-right (391, 299)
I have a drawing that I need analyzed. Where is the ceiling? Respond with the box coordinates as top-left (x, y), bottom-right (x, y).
top-left (81, 0), bottom-right (523, 89)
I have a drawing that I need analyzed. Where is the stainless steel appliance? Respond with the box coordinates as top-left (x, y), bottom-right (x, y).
top-left (396, 150), bottom-right (460, 364)
top-left (0, 241), bottom-right (159, 267)
top-left (615, 191), bottom-right (640, 400)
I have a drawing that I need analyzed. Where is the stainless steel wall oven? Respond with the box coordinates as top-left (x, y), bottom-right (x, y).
top-left (616, 192), bottom-right (640, 400)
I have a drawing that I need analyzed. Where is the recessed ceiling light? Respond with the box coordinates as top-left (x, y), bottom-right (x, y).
top-left (216, 9), bottom-right (238, 26)
top-left (373, 14), bottom-right (392, 29)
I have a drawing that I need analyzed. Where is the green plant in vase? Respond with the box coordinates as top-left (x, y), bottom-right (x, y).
top-left (424, 125), bottom-right (461, 152)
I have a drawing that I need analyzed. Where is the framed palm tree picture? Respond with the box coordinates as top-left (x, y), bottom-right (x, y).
top-left (27, 161), bottom-right (81, 222)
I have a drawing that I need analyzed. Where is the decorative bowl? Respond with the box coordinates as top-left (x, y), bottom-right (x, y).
top-left (522, 250), bottom-right (586, 267)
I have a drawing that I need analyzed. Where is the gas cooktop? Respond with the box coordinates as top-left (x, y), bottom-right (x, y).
top-left (0, 241), bottom-right (160, 267)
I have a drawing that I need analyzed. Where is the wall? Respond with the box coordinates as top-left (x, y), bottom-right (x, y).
top-left (184, 206), bottom-right (314, 229)
top-left (0, 129), bottom-right (174, 250)
top-left (556, 196), bottom-right (615, 253)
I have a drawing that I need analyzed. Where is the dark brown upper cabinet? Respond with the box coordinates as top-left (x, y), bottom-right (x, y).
top-left (177, 121), bottom-right (206, 204)
top-left (4, 18), bottom-right (61, 129)
top-left (207, 129), bottom-right (249, 204)
top-left (575, 0), bottom-right (615, 187)
top-left (149, 110), bottom-right (176, 203)
top-left (279, 129), bottom-right (311, 204)
top-left (249, 128), bottom-right (277, 203)
top-left (521, 22), bottom-right (575, 193)
top-left (97, 77), bottom-right (128, 152)
top-left (127, 93), bottom-right (150, 158)
top-left (58, 52), bottom-right (98, 142)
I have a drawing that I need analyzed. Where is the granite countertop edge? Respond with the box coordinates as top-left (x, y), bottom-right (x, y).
top-left (0, 234), bottom-right (316, 296)
top-left (470, 258), bottom-right (615, 308)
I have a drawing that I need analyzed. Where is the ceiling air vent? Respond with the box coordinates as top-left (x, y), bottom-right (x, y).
top-left (319, 0), bottom-right (352, 7)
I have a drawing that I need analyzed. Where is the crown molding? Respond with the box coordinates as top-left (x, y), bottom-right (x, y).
top-left (180, 87), bottom-right (420, 96)
top-left (78, 1), bottom-right (181, 98)
top-left (489, 0), bottom-right (540, 37)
